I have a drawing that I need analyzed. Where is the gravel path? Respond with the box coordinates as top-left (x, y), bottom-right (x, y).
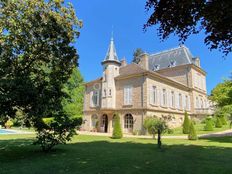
top-left (77, 129), bottom-right (232, 139)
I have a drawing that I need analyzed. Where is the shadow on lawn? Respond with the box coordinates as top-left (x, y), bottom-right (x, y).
top-left (1, 138), bottom-right (232, 174)
top-left (200, 136), bottom-right (232, 144)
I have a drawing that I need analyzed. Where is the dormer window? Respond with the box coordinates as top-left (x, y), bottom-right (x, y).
top-left (169, 60), bottom-right (176, 67)
top-left (153, 64), bottom-right (160, 71)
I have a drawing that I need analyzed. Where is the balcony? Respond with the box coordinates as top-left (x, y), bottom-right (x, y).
top-left (194, 107), bottom-right (215, 115)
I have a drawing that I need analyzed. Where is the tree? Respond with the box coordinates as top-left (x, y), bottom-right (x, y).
top-left (112, 113), bottom-right (123, 139)
top-left (210, 80), bottom-right (232, 107)
top-left (204, 117), bottom-right (214, 131)
top-left (144, 117), bottom-right (168, 148)
top-left (188, 121), bottom-right (197, 140)
top-left (0, 0), bottom-right (82, 151)
top-left (132, 48), bottom-right (144, 64)
top-left (182, 111), bottom-right (190, 134)
top-left (62, 68), bottom-right (84, 118)
top-left (144, 0), bottom-right (232, 56)
top-left (144, 116), bottom-right (158, 139)
top-left (215, 116), bottom-right (222, 128)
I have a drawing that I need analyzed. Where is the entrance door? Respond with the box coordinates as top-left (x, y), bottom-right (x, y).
top-left (102, 114), bottom-right (108, 133)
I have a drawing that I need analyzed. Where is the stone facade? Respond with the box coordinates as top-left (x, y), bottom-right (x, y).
top-left (82, 38), bottom-right (213, 134)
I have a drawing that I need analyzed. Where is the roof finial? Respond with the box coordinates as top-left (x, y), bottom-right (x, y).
top-left (111, 25), bottom-right (114, 41)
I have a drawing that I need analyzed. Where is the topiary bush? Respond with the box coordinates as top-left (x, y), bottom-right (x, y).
top-left (220, 115), bottom-right (227, 125)
top-left (204, 117), bottom-right (214, 131)
top-left (112, 113), bottom-right (123, 139)
top-left (215, 117), bottom-right (222, 128)
top-left (182, 111), bottom-right (190, 134)
top-left (188, 121), bottom-right (198, 140)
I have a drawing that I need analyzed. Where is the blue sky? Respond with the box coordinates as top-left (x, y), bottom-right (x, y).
top-left (71, 0), bottom-right (232, 94)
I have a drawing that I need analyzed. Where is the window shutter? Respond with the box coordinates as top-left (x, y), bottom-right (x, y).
top-left (161, 89), bottom-right (164, 106)
top-left (167, 90), bottom-right (170, 108)
top-left (96, 90), bottom-right (100, 106)
top-left (188, 96), bottom-right (191, 111)
top-left (175, 93), bottom-right (179, 109)
top-left (124, 87), bottom-right (127, 105)
top-left (90, 91), bottom-right (93, 107)
top-left (129, 86), bottom-right (132, 104)
top-left (183, 95), bottom-right (186, 110)
top-left (149, 86), bottom-right (153, 104)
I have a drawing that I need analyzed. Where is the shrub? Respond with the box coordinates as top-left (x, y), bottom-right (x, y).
top-left (42, 117), bottom-right (55, 125)
top-left (34, 114), bottom-right (82, 152)
top-left (188, 122), bottom-right (198, 140)
top-left (204, 118), bottom-right (214, 131)
top-left (182, 111), bottom-right (190, 134)
top-left (167, 129), bottom-right (174, 134)
top-left (5, 120), bottom-right (14, 128)
top-left (112, 113), bottom-right (123, 139)
top-left (220, 115), bottom-right (227, 125)
top-left (215, 117), bottom-right (222, 128)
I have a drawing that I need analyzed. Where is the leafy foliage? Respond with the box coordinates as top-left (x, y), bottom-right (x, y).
top-left (215, 117), bottom-right (222, 128)
top-left (112, 113), bottom-right (123, 139)
top-left (0, 0), bottom-right (82, 151)
top-left (188, 121), bottom-right (198, 140)
top-left (34, 113), bottom-right (82, 152)
top-left (62, 68), bottom-right (84, 118)
top-left (182, 111), bottom-right (190, 134)
top-left (143, 116), bottom-right (168, 148)
top-left (204, 117), bottom-right (214, 131)
top-left (5, 119), bottom-right (13, 128)
top-left (144, 0), bottom-right (232, 56)
top-left (132, 48), bottom-right (144, 64)
top-left (210, 80), bottom-right (232, 107)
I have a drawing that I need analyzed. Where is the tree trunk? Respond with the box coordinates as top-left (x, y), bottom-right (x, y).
top-left (157, 129), bottom-right (161, 149)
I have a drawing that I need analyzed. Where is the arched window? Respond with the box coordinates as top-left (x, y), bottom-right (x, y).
top-left (124, 114), bottom-right (133, 129)
top-left (91, 115), bottom-right (98, 128)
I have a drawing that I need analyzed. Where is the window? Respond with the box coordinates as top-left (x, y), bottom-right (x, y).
top-left (109, 89), bottom-right (112, 96)
top-left (91, 115), bottom-right (98, 128)
top-left (124, 114), bottom-right (133, 129)
top-left (171, 91), bottom-right (175, 108)
top-left (162, 89), bottom-right (167, 106)
top-left (91, 90), bottom-right (100, 107)
top-left (150, 86), bottom-right (157, 105)
top-left (184, 95), bottom-right (188, 110)
top-left (179, 93), bottom-right (182, 109)
top-left (196, 97), bottom-right (199, 108)
top-left (103, 89), bottom-right (107, 97)
top-left (124, 85), bottom-right (133, 105)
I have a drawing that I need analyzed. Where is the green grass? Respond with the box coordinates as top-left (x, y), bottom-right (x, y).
top-left (1, 134), bottom-right (232, 174)
top-left (166, 123), bottom-right (231, 136)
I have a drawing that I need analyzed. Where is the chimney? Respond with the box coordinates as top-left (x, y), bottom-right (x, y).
top-left (193, 57), bottom-right (201, 67)
top-left (120, 58), bottom-right (127, 67)
top-left (138, 53), bottom-right (149, 70)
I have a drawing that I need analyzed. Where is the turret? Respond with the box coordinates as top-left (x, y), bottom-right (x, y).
top-left (101, 37), bottom-right (121, 108)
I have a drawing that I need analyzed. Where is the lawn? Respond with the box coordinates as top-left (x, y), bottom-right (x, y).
top-left (166, 123), bottom-right (231, 136)
top-left (1, 134), bottom-right (232, 174)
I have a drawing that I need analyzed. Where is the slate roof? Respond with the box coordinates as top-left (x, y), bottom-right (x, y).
top-left (148, 45), bottom-right (194, 71)
top-left (103, 37), bottom-right (120, 62)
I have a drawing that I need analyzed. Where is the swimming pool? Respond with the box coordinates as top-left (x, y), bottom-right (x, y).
top-left (0, 129), bottom-right (17, 134)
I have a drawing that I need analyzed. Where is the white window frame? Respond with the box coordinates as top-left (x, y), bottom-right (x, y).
top-left (91, 90), bottom-right (100, 107)
top-left (162, 89), bottom-right (167, 107)
top-left (171, 91), bottom-right (175, 108)
top-left (124, 85), bottom-right (133, 105)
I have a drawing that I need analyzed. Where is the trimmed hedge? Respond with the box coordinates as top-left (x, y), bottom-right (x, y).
top-left (204, 118), bottom-right (214, 131)
top-left (215, 117), bottom-right (222, 128)
top-left (112, 113), bottom-right (123, 139)
top-left (188, 122), bottom-right (198, 140)
top-left (182, 111), bottom-right (190, 134)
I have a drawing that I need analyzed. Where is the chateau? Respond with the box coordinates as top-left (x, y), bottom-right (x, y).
top-left (82, 37), bottom-right (212, 134)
